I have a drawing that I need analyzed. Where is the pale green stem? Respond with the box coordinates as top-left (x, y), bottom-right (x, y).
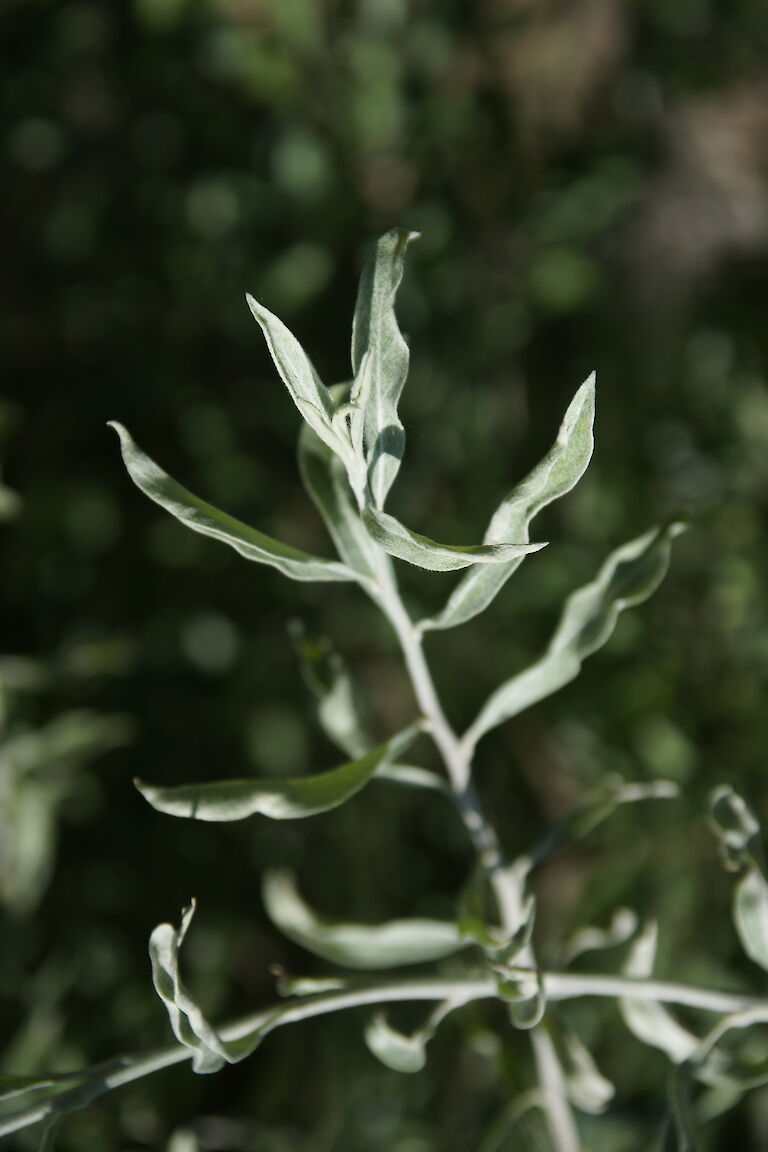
top-left (3, 971), bottom-right (761, 1140)
top-left (367, 547), bottom-right (581, 1152)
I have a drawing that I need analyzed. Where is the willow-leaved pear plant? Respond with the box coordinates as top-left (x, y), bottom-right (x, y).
top-left (5, 230), bottom-right (768, 1152)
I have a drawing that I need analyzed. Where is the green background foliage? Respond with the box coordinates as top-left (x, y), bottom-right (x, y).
top-left (3, 0), bottom-right (768, 1147)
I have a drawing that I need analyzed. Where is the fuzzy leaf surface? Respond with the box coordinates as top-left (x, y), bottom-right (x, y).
top-left (111, 423), bottom-right (355, 583)
top-left (421, 374), bottom-right (595, 632)
top-left (150, 901), bottom-right (266, 1073)
top-left (351, 229), bottom-right (417, 507)
top-left (363, 506), bottom-right (546, 573)
top-left (466, 522), bottom-right (682, 745)
top-left (263, 870), bottom-right (466, 968)
top-left (136, 725), bottom-right (419, 822)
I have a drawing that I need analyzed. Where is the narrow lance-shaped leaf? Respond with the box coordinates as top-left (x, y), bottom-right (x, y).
top-left (110, 423), bottom-right (356, 584)
top-left (561, 907), bottom-right (638, 966)
top-left (262, 870), bottom-right (467, 969)
top-left (351, 228), bottom-right (418, 508)
top-left (465, 522), bottom-right (683, 747)
top-left (709, 787), bottom-right (768, 973)
top-left (297, 393), bottom-right (381, 588)
top-left (364, 1000), bottom-right (458, 1074)
top-left (619, 922), bottom-right (699, 1064)
top-left (136, 724), bottom-right (420, 822)
top-left (246, 296), bottom-right (352, 468)
top-left (421, 374), bottom-right (596, 633)
top-left (150, 901), bottom-right (268, 1074)
top-left (363, 505), bottom-right (547, 573)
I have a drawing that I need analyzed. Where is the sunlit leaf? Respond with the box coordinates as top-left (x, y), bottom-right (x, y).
top-left (149, 901), bottom-right (266, 1074)
top-left (351, 228), bottom-right (418, 508)
top-left (262, 869), bottom-right (467, 969)
top-left (110, 423), bottom-right (356, 583)
top-left (421, 374), bottom-right (595, 632)
top-left (619, 923), bottom-right (699, 1064)
top-left (466, 522), bottom-right (683, 745)
top-left (363, 506), bottom-right (546, 573)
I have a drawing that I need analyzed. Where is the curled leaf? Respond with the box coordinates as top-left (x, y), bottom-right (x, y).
top-left (149, 901), bottom-right (266, 1073)
top-left (710, 787), bottom-right (768, 973)
top-left (137, 725), bottom-right (420, 823)
top-left (263, 870), bottom-right (466, 969)
top-left (110, 423), bottom-right (355, 584)
top-left (363, 506), bottom-right (546, 573)
top-left (364, 1000), bottom-right (457, 1073)
top-left (619, 923), bottom-right (699, 1064)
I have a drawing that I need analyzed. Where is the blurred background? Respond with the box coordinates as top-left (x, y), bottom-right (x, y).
top-left (3, 0), bottom-right (768, 1148)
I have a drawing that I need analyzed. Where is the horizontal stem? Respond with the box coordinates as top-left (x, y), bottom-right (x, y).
top-left (2, 969), bottom-right (764, 1139)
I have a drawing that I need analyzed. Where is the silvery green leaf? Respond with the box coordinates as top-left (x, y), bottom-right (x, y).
top-left (298, 395), bottom-right (381, 587)
top-left (421, 374), bottom-right (595, 633)
top-left (245, 296), bottom-right (348, 461)
top-left (150, 901), bottom-right (266, 1073)
top-left (531, 776), bottom-right (678, 867)
top-left (262, 869), bottom-right (466, 968)
top-left (110, 423), bottom-right (356, 584)
top-left (466, 522), bottom-right (683, 746)
top-left (351, 228), bottom-right (418, 508)
top-left (364, 1000), bottom-right (456, 1074)
top-left (561, 1029), bottom-right (615, 1114)
top-left (136, 724), bottom-right (420, 823)
top-left (363, 506), bottom-right (546, 573)
top-left (709, 787), bottom-right (768, 972)
top-left (39, 1116), bottom-right (62, 1151)
top-left (619, 922), bottom-right (699, 1064)
top-left (290, 622), bottom-right (370, 758)
top-left (561, 907), bottom-right (638, 966)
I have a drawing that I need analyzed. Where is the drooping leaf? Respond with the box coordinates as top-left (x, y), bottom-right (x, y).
top-left (709, 787), bottom-right (768, 973)
top-left (38, 1115), bottom-right (63, 1151)
top-left (363, 506), bottom-right (546, 573)
top-left (560, 1028), bottom-right (615, 1114)
top-left (364, 1000), bottom-right (456, 1074)
top-left (465, 522), bottom-right (683, 746)
top-left (505, 971), bottom-right (546, 1031)
top-left (262, 870), bottom-right (466, 969)
top-left (110, 423), bottom-right (356, 584)
top-left (665, 1065), bottom-right (701, 1152)
top-left (619, 923), bottom-right (699, 1064)
top-left (149, 901), bottom-right (267, 1074)
top-left (137, 725), bottom-right (420, 823)
top-left (351, 228), bottom-right (418, 508)
top-left (421, 374), bottom-right (596, 633)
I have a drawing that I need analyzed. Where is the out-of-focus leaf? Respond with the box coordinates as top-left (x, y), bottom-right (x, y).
top-left (665, 1065), bottom-right (700, 1152)
top-left (421, 374), bottom-right (595, 633)
top-left (262, 870), bottom-right (466, 969)
top-left (561, 907), bottom-right (638, 966)
top-left (560, 1028), bottom-right (615, 1114)
top-left (466, 523), bottom-right (683, 745)
top-left (504, 971), bottom-right (546, 1031)
top-left (364, 1000), bottom-right (457, 1073)
top-left (709, 786), bottom-right (768, 972)
top-left (619, 923), bottom-right (699, 1063)
top-left (150, 901), bottom-right (266, 1074)
top-left (38, 1115), bottom-right (62, 1151)
top-left (136, 725), bottom-right (420, 822)
top-left (363, 506), bottom-right (546, 573)
top-left (351, 228), bottom-right (418, 508)
top-left (110, 423), bottom-right (356, 583)
top-left (531, 776), bottom-right (678, 867)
